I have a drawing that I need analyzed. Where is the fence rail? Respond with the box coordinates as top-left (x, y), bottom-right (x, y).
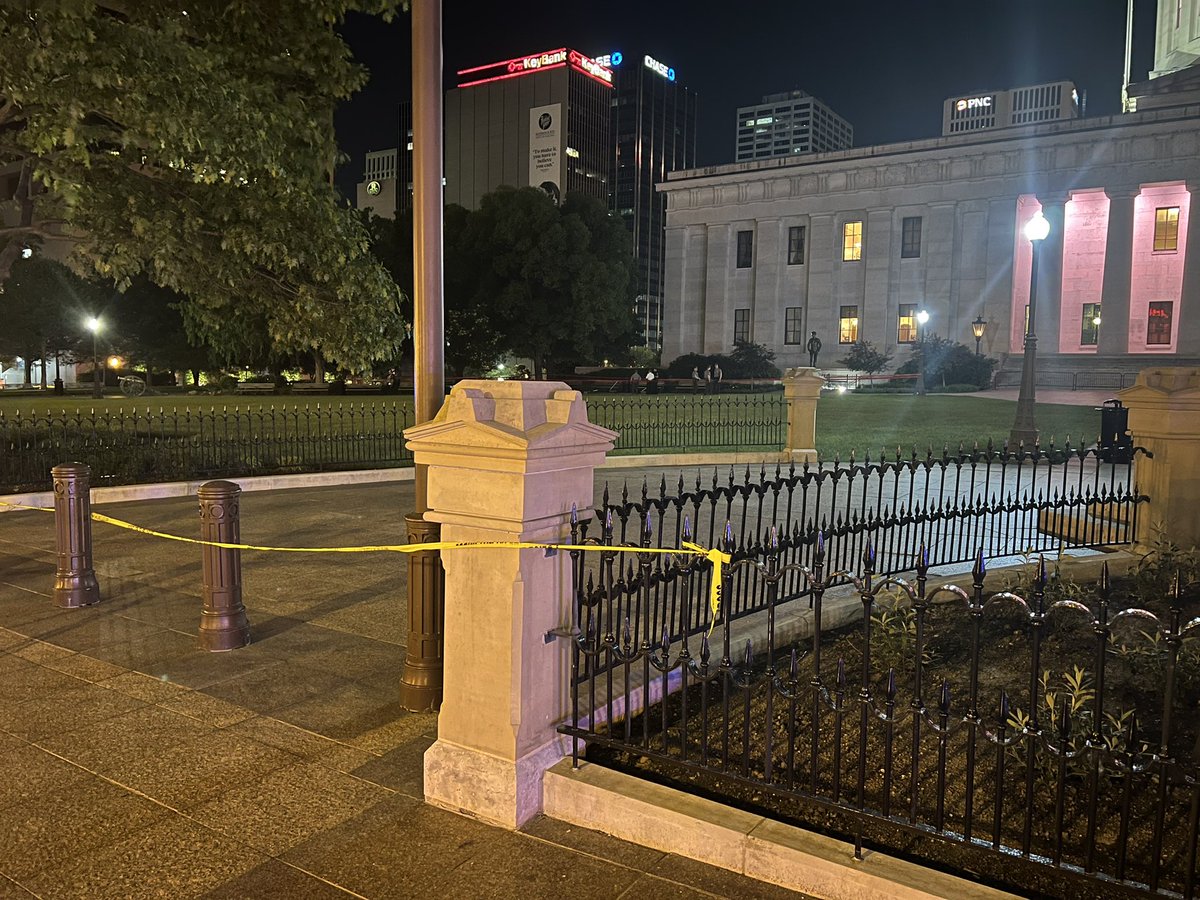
top-left (562, 545), bottom-right (1200, 898)
top-left (583, 394), bottom-right (787, 454)
top-left (582, 444), bottom-right (1148, 655)
top-left (0, 405), bottom-right (415, 493)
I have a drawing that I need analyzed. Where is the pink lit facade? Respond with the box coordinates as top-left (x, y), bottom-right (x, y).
top-left (659, 104), bottom-right (1200, 376)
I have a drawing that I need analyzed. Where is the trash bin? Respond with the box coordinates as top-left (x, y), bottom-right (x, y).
top-left (1098, 398), bottom-right (1133, 464)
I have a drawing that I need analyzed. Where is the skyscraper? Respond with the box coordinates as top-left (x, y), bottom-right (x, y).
top-left (444, 49), bottom-right (613, 210)
top-left (734, 91), bottom-right (853, 162)
top-left (601, 51), bottom-right (698, 349)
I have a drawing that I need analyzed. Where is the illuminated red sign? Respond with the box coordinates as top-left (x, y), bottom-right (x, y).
top-left (458, 48), bottom-right (613, 88)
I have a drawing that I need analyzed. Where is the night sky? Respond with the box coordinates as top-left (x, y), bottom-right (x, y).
top-left (333, 0), bottom-right (1159, 199)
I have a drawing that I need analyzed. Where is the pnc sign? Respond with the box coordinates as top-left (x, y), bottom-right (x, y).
top-left (955, 96), bottom-right (993, 112)
top-left (643, 54), bottom-right (676, 82)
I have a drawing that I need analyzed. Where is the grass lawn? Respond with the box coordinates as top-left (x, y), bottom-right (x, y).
top-left (812, 392), bottom-right (1101, 458)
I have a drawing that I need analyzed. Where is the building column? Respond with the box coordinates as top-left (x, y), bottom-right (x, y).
top-left (1098, 188), bottom-right (1139, 356)
top-left (407, 381), bottom-right (617, 829)
top-left (1176, 183), bottom-right (1200, 352)
top-left (703, 224), bottom-right (731, 354)
top-left (1036, 195), bottom-right (1068, 354)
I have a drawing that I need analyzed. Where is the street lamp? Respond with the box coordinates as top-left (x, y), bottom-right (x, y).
top-left (85, 316), bottom-right (102, 399)
top-left (1009, 210), bottom-right (1051, 447)
top-left (915, 309), bottom-right (930, 395)
top-left (971, 316), bottom-right (987, 356)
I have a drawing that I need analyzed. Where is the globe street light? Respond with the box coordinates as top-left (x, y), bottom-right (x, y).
top-left (916, 309), bottom-right (930, 395)
top-left (1009, 211), bottom-right (1051, 447)
top-left (85, 316), bottom-right (103, 399)
top-left (971, 316), bottom-right (987, 356)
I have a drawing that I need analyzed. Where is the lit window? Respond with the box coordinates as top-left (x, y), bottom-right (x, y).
top-left (1154, 207), bottom-right (1179, 252)
top-left (901, 217), bottom-right (922, 259)
top-left (839, 305), bottom-right (859, 343)
top-left (1147, 301), bottom-right (1173, 345)
top-left (734, 308), bottom-right (751, 343)
top-left (898, 304), bottom-right (917, 343)
top-left (842, 221), bottom-right (862, 261)
top-left (1081, 303), bottom-right (1101, 346)
top-left (784, 307), bottom-right (803, 344)
top-left (787, 226), bottom-right (805, 265)
top-left (736, 230), bottom-right (753, 268)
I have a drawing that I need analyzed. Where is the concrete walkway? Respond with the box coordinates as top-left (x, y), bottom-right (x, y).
top-left (0, 480), bottom-right (811, 899)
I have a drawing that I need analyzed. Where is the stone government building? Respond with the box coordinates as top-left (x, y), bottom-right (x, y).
top-left (658, 23), bottom-right (1200, 377)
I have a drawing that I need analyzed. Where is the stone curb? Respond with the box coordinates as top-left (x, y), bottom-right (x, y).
top-left (543, 759), bottom-right (1019, 900)
top-left (0, 466), bottom-right (415, 511)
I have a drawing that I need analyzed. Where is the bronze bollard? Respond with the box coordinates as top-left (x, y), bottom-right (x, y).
top-left (197, 481), bottom-right (251, 651)
top-left (52, 463), bottom-right (101, 608)
top-left (397, 513), bottom-right (444, 711)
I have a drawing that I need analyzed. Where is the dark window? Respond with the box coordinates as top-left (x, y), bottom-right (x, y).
top-left (901, 216), bottom-right (922, 258)
top-left (785, 307), bottom-right (803, 344)
top-left (1081, 303), bottom-right (1101, 346)
top-left (734, 308), bottom-right (751, 343)
top-left (736, 230), bottom-right (753, 268)
top-left (787, 226), bottom-right (806, 265)
top-left (1147, 301), bottom-right (1173, 345)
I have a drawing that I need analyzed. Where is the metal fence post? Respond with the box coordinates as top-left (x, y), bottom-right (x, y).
top-left (52, 463), bottom-right (101, 608)
top-left (197, 480), bottom-right (251, 651)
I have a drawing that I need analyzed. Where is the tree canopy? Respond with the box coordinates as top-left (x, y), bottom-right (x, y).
top-left (0, 1), bottom-right (404, 372)
top-left (464, 188), bottom-right (637, 377)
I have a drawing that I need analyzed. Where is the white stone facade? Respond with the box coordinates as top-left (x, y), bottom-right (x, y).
top-left (659, 105), bottom-right (1200, 370)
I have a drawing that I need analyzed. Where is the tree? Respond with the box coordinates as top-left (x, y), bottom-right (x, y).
top-left (896, 335), bottom-right (996, 389)
top-left (0, 256), bottom-right (93, 383)
top-left (728, 340), bottom-right (781, 378)
top-left (108, 278), bottom-right (213, 376)
top-left (0, 1), bottom-right (405, 372)
top-left (468, 187), bottom-right (636, 377)
top-left (837, 340), bottom-right (894, 375)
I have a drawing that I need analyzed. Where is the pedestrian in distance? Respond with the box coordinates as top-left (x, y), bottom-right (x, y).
top-left (691, 366), bottom-right (701, 394)
top-left (703, 366), bottom-right (713, 395)
top-left (713, 363), bottom-right (723, 394)
top-left (630, 371), bottom-right (642, 393)
top-left (806, 331), bottom-right (822, 367)
top-left (646, 370), bottom-right (657, 394)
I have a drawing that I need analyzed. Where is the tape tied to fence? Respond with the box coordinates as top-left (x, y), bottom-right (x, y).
top-left (0, 500), bottom-right (733, 630)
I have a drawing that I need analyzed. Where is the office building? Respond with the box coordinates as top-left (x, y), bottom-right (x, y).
top-left (355, 148), bottom-right (398, 218)
top-left (600, 51), bottom-right (699, 349)
top-left (734, 91), bottom-right (853, 163)
top-left (942, 81), bottom-right (1081, 135)
top-left (444, 48), bottom-right (613, 210)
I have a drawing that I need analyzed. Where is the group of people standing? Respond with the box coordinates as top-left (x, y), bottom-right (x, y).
top-left (690, 364), bottom-right (723, 394)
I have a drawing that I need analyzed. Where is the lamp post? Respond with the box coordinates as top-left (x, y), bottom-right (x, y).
top-left (971, 315), bottom-right (987, 356)
top-left (1009, 211), bottom-right (1051, 447)
top-left (85, 316), bottom-right (102, 399)
top-left (915, 309), bottom-right (930, 395)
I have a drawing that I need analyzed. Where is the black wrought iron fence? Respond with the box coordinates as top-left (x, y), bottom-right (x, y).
top-left (0, 404), bottom-right (414, 493)
top-left (584, 394), bottom-right (787, 454)
top-left (580, 443), bottom-right (1148, 654)
top-left (562, 543), bottom-right (1200, 899)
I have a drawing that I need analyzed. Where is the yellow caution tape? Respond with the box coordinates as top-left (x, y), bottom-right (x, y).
top-left (0, 500), bottom-right (735, 629)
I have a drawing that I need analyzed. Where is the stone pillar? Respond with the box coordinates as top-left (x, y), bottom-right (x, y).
top-left (1120, 368), bottom-right (1200, 552)
top-left (406, 381), bottom-right (617, 829)
top-left (781, 368), bottom-right (824, 463)
top-left (1176, 184), bottom-right (1200, 352)
top-left (1036, 195), bottom-right (1068, 354)
top-left (1098, 188), bottom-right (1139, 356)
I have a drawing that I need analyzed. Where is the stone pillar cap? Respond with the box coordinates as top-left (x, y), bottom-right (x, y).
top-left (1119, 367), bottom-right (1200, 400)
top-left (405, 380), bottom-right (618, 464)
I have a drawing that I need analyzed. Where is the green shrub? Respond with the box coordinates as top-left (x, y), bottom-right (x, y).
top-left (896, 335), bottom-right (996, 389)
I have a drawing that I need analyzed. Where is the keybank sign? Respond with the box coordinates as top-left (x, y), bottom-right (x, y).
top-left (594, 51), bottom-right (677, 82)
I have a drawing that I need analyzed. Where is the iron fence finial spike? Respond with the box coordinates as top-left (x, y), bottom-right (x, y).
top-left (744, 639), bottom-right (753, 669)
